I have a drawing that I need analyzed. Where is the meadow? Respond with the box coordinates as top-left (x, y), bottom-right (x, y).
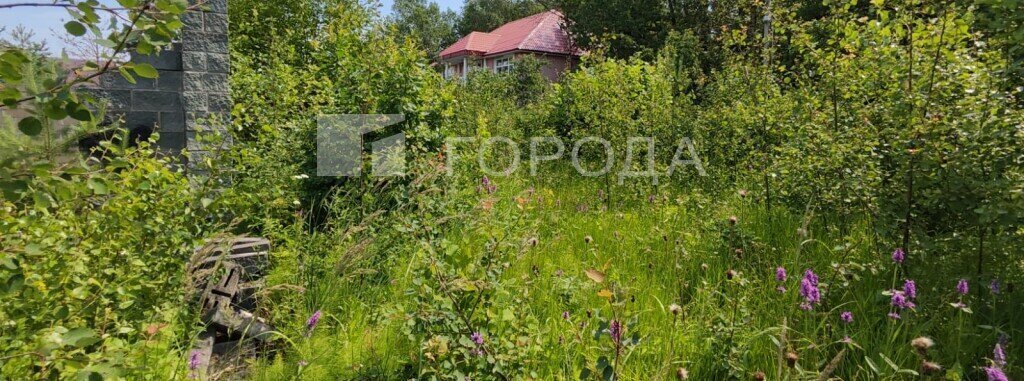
top-left (246, 169), bottom-right (1020, 380)
top-left (0, 0), bottom-right (1022, 380)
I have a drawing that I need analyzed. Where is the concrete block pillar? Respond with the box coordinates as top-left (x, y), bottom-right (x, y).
top-left (92, 0), bottom-right (230, 167)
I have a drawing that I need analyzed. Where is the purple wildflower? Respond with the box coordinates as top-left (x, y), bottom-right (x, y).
top-left (957, 279), bottom-right (969, 295)
top-left (306, 310), bottom-right (322, 333)
top-left (480, 176), bottom-right (496, 194)
top-left (188, 350), bottom-right (201, 378)
top-left (985, 367), bottom-right (1008, 381)
top-left (994, 343), bottom-right (1007, 368)
top-left (990, 279), bottom-right (1001, 295)
top-left (298, 360), bottom-right (309, 367)
top-left (888, 312), bottom-right (901, 320)
top-left (188, 350), bottom-right (201, 370)
top-left (776, 267), bottom-right (787, 282)
top-left (799, 269), bottom-right (821, 309)
top-left (892, 292), bottom-right (915, 309)
top-left (471, 332), bottom-right (485, 346)
top-left (840, 311), bottom-right (853, 324)
top-left (903, 280), bottom-right (917, 300)
top-left (562, 311), bottom-right (570, 320)
top-left (892, 248), bottom-right (905, 264)
top-left (608, 320), bottom-right (622, 346)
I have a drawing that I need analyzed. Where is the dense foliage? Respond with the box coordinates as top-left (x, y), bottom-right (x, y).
top-left (0, 0), bottom-right (1021, 379)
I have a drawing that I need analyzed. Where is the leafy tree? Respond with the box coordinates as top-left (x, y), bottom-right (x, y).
top-left (390, 0), bottom-right (459, 58)
top-left (0, 25), bottom-right (50, 58)
top-left (455, 0), bottom-right (546, 35)
top-left (229, 0), bottom-right (332, 64)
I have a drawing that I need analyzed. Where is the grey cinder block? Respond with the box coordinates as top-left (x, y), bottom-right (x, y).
top-left (205, 13), bottom-right (228, 35)
top-left (182, 91), bottom-right (209, 112)
top-left (156, 70), bottom-right (183, 91)
top-left (157, 131), bottom-right (186, 150)
top-left (207, 93), bottom-right (232, 113)
top-left (131, 90), bottom-right (182, 112)
top-left (207, 53), bottom-right (229, 73)
top-left (130, 49), bottom-right (182, 71)
top-left (124, 111), bottom-right (158, 130)
top-left (100, 71), bottom-right (155, 90)
top-left (182, 11), bottom-right (203, 30)
top-left (159, 112), bottom-right (186, 133)
top-left (183, 51), bottom-right (206, 71)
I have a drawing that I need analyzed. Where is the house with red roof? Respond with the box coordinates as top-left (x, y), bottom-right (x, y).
top-left (438, 10), bottom-right (582, 82)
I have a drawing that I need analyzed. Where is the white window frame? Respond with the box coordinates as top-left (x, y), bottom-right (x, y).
top-left (494, 56), bottom-right (513, 73)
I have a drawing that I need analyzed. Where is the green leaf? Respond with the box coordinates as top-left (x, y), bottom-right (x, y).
top-left (67, 103), bottom-right (93, 122)
top-left (64, 21), bottom-right (87, 36)
top-left (23, 244), bottom-right (42, 256)
top-left (95, 38), bottom-right (118, 49)
top-left (3, 274), bottom-right (24, 295)
top-left (41, 101), bottom-right (68, 120)
top-left (0, 256), bottom-right (17, 270)
top-left (117, 66), bottom-right (136, 84)
top-left (63, 328), bottom-right (100, 348)
top-left (88, 177), bottom-right (109, 195)
top-left (133, 63), bottom-right (159, 79)
top-left (0, 87), bottom-right (21, 106)
top-left (18, 116), bottom-right (43, 136)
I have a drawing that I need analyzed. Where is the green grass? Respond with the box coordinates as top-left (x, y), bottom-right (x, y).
top-left (246, 170), bottom-right (1021, 380)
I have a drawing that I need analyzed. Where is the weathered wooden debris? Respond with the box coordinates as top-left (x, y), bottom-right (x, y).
top-left (188, 236), bottom-right (274, 377)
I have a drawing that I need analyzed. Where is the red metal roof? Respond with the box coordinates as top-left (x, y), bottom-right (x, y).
top-left (439, 10), bottom-right (579, 59)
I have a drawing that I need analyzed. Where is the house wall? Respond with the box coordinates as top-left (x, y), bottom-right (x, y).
top-left (441, 52), bottom-right (578, 82)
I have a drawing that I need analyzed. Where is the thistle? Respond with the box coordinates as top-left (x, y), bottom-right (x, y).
top-left (668, 304), bottom-right (682, 316)
top-left (920, 361), bottom-right (942, 375)
top-left (676, 368), bottom-right (689, 380)
top-left (910, 337), bottom-right (934, 356)
top-left (785, 351), bottom-right (799, 368)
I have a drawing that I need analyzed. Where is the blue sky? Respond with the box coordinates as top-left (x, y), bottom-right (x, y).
top-left (0, 0), bottom-right (463, 56)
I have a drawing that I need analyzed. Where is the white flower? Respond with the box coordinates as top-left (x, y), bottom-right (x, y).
top-left (292, 174), bottom-right (310, 180)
